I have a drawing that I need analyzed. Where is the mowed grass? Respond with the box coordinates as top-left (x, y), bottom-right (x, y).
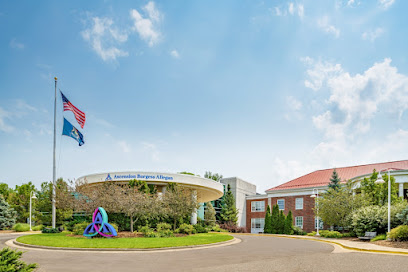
top-left (17, 232), bottom-right (233, 249)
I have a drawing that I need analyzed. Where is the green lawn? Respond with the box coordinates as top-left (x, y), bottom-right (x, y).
top-left (16, 232), bottom-right (233, 249)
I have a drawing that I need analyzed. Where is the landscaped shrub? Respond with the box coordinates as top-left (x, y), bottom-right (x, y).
top-left (396, 205), bottom-right (408, 225)
top-left (194, 224), bottom-right (209, 233)
top-left (371, 234), bottom-right (386, 241)
top-left (388, 225), bottom-right (408, 241)
top-left (73, 222), bottom-right (89, 235)
top-left (158, 229), bottom-right (174, 237)
top-left (138, 225), bottom-right (153, 234)
top-left (307, 232), bottom-right (316, 236)
top-left (178, 223), bottom-right (195, 235)
top-left (211, 224), bottom-right (226, 232)
top-left (32, 225), bottom-right (44, 231)
top-left (12, 223), bottom-right (30, 232)
top-left (0, 247), bottom-right (37, 271)
top-left (42, 227), bottom-right (61, 233)
top-left (351, 203), bottom-right (408, 237)
top-left (341, 232), bottom-right (352, 238)
top-left (157, 223), bottom-right (172, 231)
top-left (319, 230), bottom-right (342, 238)
top-left (219, 222), bottom-right (246, 233)
top-left (292, 226), bottom-right (306, 235)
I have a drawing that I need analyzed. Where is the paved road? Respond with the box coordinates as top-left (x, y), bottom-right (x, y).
top-left (2, 234), bottom-right (408, 272)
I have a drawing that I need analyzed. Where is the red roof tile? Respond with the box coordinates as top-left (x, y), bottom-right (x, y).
top-left (266, 160), bottom-right (408, 192)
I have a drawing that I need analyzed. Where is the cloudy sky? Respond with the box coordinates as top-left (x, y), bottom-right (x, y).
top-left (1, 0), bottom-right (408, 193)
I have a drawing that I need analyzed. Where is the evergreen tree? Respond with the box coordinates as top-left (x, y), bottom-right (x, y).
top-left (278, 210), bottom-right (285, 234)
top-left (271, 204), bottom-right (279, 234)
top-left (0, 195), bottom-right (17, 230)
top-left (284, 210), bottom-right (293, 234)
top-left (204, 202), bottom-right (216, 226)
top-left (264, 205), bottom-right (272, 233)
top-left (328, 169), bottom-right (341, 191)
top-left (220, 184), bottom-right (238, 225)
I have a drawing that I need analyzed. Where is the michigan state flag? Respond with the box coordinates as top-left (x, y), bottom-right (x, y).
top-left (62, 118), bottom-right (84, 146)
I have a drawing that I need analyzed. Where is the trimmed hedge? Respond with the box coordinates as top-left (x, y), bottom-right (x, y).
top-left (388, 225), bottom-right (408, 241)
top-left (12, 223), bottom-right (30, 232)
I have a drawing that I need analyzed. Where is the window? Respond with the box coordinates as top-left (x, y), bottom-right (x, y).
top-left (295, 216), bottom-right (303, 229)
top-left (295, 198), bottom-right (303, 210)
top-left (251, 201), bottom-right (265, 212)
top-left (277, 199), bottom-right (285, 210)
top-left (315, 217), bottom-right (323, 229)
top-left (251, 218), bottom-right (265, 229)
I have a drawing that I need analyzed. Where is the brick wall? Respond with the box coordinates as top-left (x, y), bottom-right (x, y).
top-left (246, 195), bottom-right (316, 233)
top-left (246, 198), bottom-right (268, 232)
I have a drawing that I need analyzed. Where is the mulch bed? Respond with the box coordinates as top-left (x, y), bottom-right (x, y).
top-left (372, 240), bottom-right (408, 249)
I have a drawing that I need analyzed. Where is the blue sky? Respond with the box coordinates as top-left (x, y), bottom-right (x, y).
top-left (1, 0), bottom-right (408, 193)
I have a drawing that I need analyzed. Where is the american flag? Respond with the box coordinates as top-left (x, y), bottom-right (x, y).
top-left (60, 91), bottom-right (86, 129)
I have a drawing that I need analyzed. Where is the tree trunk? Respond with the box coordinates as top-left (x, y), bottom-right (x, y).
top-left (130, 216), bottom-right (134, 233)
top-left (173, 218), bottom-right (177, 231)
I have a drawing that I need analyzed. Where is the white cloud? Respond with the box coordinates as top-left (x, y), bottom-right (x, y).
top-left (288, 3), bottom-right (295, 15)
top-left (304, 57), bottom-right (408, 139)
top-left (379, 0), bottom-right (395, 9)
top-left (301, 56), bottom-right (343, 91)
top-left (317, 16), bottom-right (340, 38)
top-left (170, 50), bottom-right (180, 59)
top-left (9, 38), bottom-right (24, 49)
top-left (142, 142), bottom-right (160, 162)
top-left (16, 100), bottom-right (37, 112)
top-left (0, 107), bottom-right (14, 133)
top-left (273, 3), bottom-right (304, 18)
top-left (362, 28), bottom-right (384, 42)
top-left (287, 96), bottom-right (302, 111)
top-left (297, 4), bottom-right (304, 19)
top-left (81, 16), bottom-right (129, 62)
top-left (118, 140), bottom-right (131, 153)
top-left (130, 1), bottom-right (162, 47)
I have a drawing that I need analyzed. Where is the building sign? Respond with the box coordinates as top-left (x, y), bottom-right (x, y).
top-left (105, 173), bottom-right (174, 181)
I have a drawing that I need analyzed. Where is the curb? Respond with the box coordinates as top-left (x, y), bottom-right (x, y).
top-left (12, 236), bottom-right (240, 252)
top-left (235, 233), bottom-right (408, 256)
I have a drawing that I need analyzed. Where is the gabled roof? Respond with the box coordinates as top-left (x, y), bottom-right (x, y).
top-left (266, 160), bottom-right (408, 192)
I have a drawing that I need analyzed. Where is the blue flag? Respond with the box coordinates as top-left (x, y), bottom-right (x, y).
top-left (62, 118), bottom-right (85, 146)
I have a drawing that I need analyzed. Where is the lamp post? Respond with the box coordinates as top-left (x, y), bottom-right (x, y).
top-left (29, 191), bottom-right (37, 231)
top-left (310, 189), bottom-right (320, 236)
top-left (375, 169), bottom-right (391, 233)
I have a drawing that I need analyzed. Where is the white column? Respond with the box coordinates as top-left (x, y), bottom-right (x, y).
top-left (399, 183), bottom-right (404, 198)
top-left (190, 190), bottom-right (197, 225)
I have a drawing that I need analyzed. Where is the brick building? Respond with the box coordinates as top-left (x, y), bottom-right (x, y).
top-left (245, 160), bottom-right (408, 233)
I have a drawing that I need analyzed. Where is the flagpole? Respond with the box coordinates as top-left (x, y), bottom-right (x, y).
top-left (52, 77), bottom-right (57, 228)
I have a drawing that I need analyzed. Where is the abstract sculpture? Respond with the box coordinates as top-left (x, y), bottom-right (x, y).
top-left (83, 207), bottom-right (117, 238)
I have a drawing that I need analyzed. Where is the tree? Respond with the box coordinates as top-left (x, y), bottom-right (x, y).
top-left (360, 170), bottom-right (400, 206)
top-left (264, 205), bottom-right (272, 233)
top-left (220, 184), bottom-right (238, 225)
top-left (8, 182), bottom-right (36, 223)
top-left (278, 210), bottom-right (285, 234)
top-left (204, 171), bottom-right (223, 182)
top-left (317, 181), bottom-right (368, 228)
top-left (284, 210), bottom-right (293, 234)
top-left (328, 169), bottom-right (341, 191)
top-left (271, 204), bottom-right (279, 234)
top-left (0, 183), bottom-right (12, 201)
top-left (163, 183), bottom-right (198, 230)
top-left (204, 202), bottom-right (216, 226)
top-left (0, 195), bottom-right (17, 230)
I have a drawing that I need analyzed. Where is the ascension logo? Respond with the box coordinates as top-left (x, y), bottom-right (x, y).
top-left (105, 174), bottom-right (112, 181)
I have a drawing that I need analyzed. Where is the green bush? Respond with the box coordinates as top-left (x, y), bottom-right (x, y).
top-left (144, 231), bottom-right (160, 238)
top-left (341, 232), bottom-right (352, 238)
top-left (157, 223), bottom-right (172, 231)
top-left (371, 234), bottom-right (386, 241)
top-left (319, 230), bottom-right (342, 238)
top-left (42, 228), bottom-right (61, 233)
top-left (158, 229), bottom-right (174, 237)
top-left (307, 231), bottom-right (316, 236)
top-left (396, 206), bottom-right (408, 225)
top-left (211, 224), bottom-right (226, 232)
top-left (292, 226), bottom-right (306, 235)
top-left (73, 222), bottom-right (89, 235)
top-left (194, 224), bottom-right (209, 233)
top-left (32, 225), bottom-right (44, 231)
top-left (12, 223), bottom-right (30, 232)
top-left (138, 225), bottom-right (153, 234)
top-left (388, 225), bottom-right (408, 241)
top-left (178, 223), bottom-right (195, 235)
top-left (0, 247), bottom-right (37, 271)
top-left (351, 203), bottom-right (407, 236)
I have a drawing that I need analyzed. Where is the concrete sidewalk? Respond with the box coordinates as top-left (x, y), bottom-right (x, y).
top-left (237, 233), bottom-right (408, 255)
